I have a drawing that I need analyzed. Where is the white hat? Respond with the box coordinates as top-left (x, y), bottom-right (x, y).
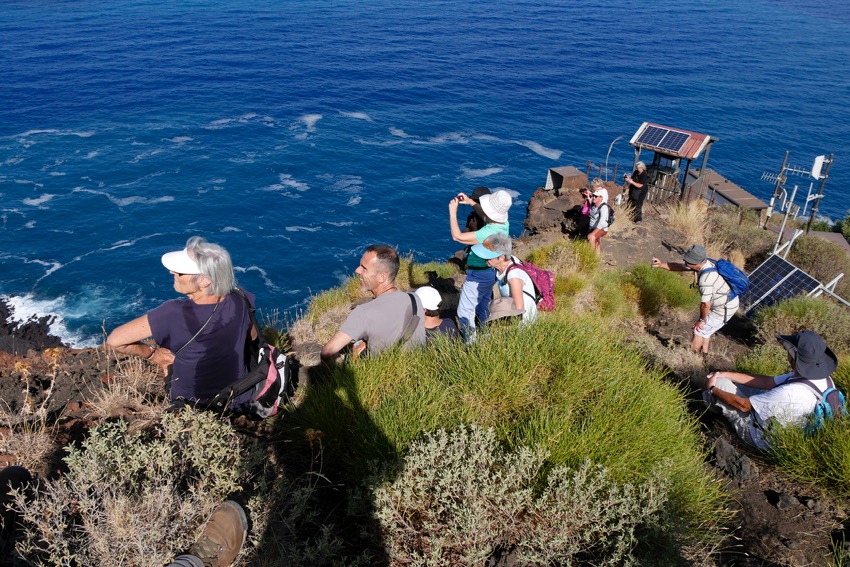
top-left (592, 188), bottom-right (609, 203)
top-left (415, 286), bottom-right (442, 311)
top-left (161, 248), bottom-right (201, 274)
top-left (479, 190), bottom-right (512, 223)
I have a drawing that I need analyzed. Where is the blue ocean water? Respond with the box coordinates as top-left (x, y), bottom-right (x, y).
top-left (1, 0), bottom-right (849, 346)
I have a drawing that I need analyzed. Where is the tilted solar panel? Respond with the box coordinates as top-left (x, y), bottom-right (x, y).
top-left (636, 126), bottom-right (666, 147)
top-left (739, 255), bottom-right (821, 316)
top-left (658, 131), bottom-right (690, 153)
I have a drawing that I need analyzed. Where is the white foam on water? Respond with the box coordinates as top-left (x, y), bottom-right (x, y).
top-left (298, 114), bottom-right (323, 131)
top-left (166, 136), bottom-right (193, 145)
top-left (3, 157), bottom-right (24, 166)
top-left (421, 131), bottom-right (472, 145)
top-left (22, 194), bottom-right (57, 206)
top-left (14, 129), bottom-right (95, 139)
top-left (462, 166), bottom-right (503, 178)
top-left (221, 226), bottom-right (241, 232)
top-left (83, 150), bottom-right (100, 159)
top-left (285, 226), bottom-right (321, 232)
top-left (14, 179), bottom-right (44, 188)
top-left (24, 221), bottom-right (36, 228)
top-left (72, 188), bottom-right (175, 207)
top-left (1, 293), bottom-right (99, 348)
top-left (235, 265), bottom-right (276, 289)
top-left (262, 173), bottom-right (310, 192)
top-left (48, 172), bottom-right (66, 176)
top-left (210, 178), bottom-right (227, 184)
top-left (130, 148), bottom-right (165, 163)
top-left (112, 169), bottom-right (176, 188)
top-left (389, 126), bottom-right (413, 138)
top-left (318, 173), bottom-right (363, 194)
top-left (516, 140), bottom-right (562, 160)
top-left (340, 111), bottom-right (373, 122)
top-left (357, 139), bottom-right (403, 147)
top-left (326, 221), bottom-right (354, 227)
top-left (346, 195), bottom-right (362, 206)
top-left (227, 153), bottom-right (256, 164)
top-left (204, 113), bottom-right (277, 130)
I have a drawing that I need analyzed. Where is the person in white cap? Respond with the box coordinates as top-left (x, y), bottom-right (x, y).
top-left (703, 330), bottom-right (839, 449)
top-left (106, 236), bottom-right (258, 410)
top-left (414, 286), bottom-right (459, 341)
top-left (624, 161), bottom-right (648, 223)
top-left (448, 188), bottom-right (512, 342)
top-left (587, 180), bottom-right (611, 255)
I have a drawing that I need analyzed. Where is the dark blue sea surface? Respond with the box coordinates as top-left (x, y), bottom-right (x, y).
top-left (1, 0), bottom-right (849, 345)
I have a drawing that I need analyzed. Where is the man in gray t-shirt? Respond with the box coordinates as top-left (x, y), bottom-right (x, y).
top-left (321, 244), bottom-right (426, 362)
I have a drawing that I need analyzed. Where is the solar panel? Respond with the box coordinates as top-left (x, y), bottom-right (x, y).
top-left (658, 131), bottom-right (689, 152)
top-left (636, 126), bottom-right (666, 147)
top-left (739, 255), bottom-right (822, 316)
top-left (635, 126), bottom-right (690, 153)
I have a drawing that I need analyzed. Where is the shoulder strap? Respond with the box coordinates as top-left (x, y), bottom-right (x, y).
top-left (174, 298), bottom-right (220, 356)
top-left (785, 376), bottom-right (834, 400)
top-left (504, 260), bottom-right (538, 303)
top-left (399, 293), bottom-right (420, 344)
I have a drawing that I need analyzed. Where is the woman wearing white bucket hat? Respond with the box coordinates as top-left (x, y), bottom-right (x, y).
top-left (449, 188), bottom-right (512, 342)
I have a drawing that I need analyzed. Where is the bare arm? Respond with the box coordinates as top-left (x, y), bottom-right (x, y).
top-left (449, 198), bottom-right (480, 245)
top-left (651, 258), bottom-right (691, 272)
top-left (710, 387), bottom-right (753, 412)
top-left (106, 314), bottom-right (174, 373)
top-left (321, 330), bottom-right (354, 362)
top-left (508, 277), bottom-right (526, 312)
top-left (706, 370), bottom-right (776, 391)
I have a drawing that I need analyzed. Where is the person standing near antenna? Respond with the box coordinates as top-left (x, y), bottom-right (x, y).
top-left (625, 161), bottom-right (648, 223)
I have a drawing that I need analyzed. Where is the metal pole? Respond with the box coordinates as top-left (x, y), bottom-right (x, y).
top-left (604, 135), bottom-right (623, 182)
top-left (806, 153), bottom-right (833, 233)
top-left (774, 185), bottom-right (798, 254)
top-left (765, 151), bottom-right (789, 228)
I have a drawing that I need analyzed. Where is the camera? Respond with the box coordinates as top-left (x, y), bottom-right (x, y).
top-left (623, 173), bottom-right (628, 179)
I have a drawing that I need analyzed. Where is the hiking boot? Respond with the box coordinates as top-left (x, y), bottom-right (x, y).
top-left (189, 501), bottom-right (248, 567)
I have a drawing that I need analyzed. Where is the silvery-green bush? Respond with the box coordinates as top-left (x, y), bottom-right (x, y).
top-left (15, 410), bottom-right (246, 567)
top-left (370, 425), bottom-right (673, 566)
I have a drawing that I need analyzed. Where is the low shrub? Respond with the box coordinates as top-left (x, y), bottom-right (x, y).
top-left (787, 235), bottom-right (850, 300)
top-left (525, 239), bottom-right (599, 275)
top-left (752, 296), bottom-right (850, 353)
top-left (288, 315), bottom-right (725, 559)
top-left (396, 259), bottom-right (459, 290)
top-left (370, 425), bottom-right (674, 565)
top-left (15, 410), bottom-right (249, 567)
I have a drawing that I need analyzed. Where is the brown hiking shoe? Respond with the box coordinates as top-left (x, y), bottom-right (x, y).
top-left (189, 500), bottom-right (248, 567)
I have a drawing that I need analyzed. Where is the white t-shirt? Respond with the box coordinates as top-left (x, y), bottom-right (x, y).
top-left (749, 372), bottom-right (829, 427)
top-left (497, 258), bottom-right (539, 324)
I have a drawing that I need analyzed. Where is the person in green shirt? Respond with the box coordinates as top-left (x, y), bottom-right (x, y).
top-left (449, 188), bottom-right (512, 342)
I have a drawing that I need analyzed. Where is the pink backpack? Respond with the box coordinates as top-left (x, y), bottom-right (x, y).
top-left (505, 260), bottom-right (556, 312)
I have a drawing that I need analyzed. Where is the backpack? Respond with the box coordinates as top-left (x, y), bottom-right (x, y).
top-left (604, 203), bottom-right (615, 227)
top-left (209, 288), bottom-right (296, 418)
top-left (703, 258), bottom-right (750, 301)
top-left (504, 260), bottom-right (556, 312)
top-left (787, 376), bottom-right (847, 435)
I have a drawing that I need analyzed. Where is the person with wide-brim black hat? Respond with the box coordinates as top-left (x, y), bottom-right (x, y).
top-left (702, 330), bottom-right (840, 449)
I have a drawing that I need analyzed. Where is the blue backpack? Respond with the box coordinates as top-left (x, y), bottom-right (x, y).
top-left (703, 258), bottom-right (750, 301)
top-left (788, 376), bottom-right (847, 435)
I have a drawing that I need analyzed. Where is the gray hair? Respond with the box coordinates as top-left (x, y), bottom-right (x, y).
top-left (636, 161), bottom-right (646, 170)
top-left (365, 244), bottom-right (400, 283)
top-left (591, 178), bottom-right (605, 188)
top-left (482, 232), bottom-right (512, 259)
top-left (186, 236), bottom-right (236, 297)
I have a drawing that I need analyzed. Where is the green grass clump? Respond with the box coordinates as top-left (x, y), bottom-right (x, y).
top-left (752, 296), bottom-right (850, 350)
top-left (626, 264), bottom-right (700, 317)
top-left (289, 315), bottom-right (725, 558)
top-left (525, 239), bottom-right (600, 275)
top-left (397, 259), bottom-right (459, 289)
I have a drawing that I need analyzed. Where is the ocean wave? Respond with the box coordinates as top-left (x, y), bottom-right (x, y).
top-left (13, 179), bottom-right (44, 188)
top-left (318, 173), bottom-right (362, 193)
top-left (22, 194), bottom-right (57, 206)
top-left (262, 173), bottom-right (310, 192)
top-left (0, 293), bottom-right (96, 348)
top-left (83, 150), bottom-right (99, 159)
top-left (235, 265), bottom-right (276, 289)
top-left (298, 114), bottom-right (323, 131)
top-left (130, 148), bottom-right (165, 163)
top-left (72, 188), bottom-right (175, 207)
top-left (48, 172), bottom-right (66, 176)
top-left (389, 127), bottom-right (412, 138)
top-left (473, 134), bottom-right (562, 160)
top-left (340, 111), bottom-right (373, 122)
top-left (285, 226), bottom-right (321, 232)
top-left (205, 113), bottom-right (277, 130)
top-left (24, 221), bottom-right (36, 229)
top-left (12, 129), bottom-right (95, 139)
top-left (462, 166), bottom-right (504, 178)
top-left (221, 226), bottom-right (242, 232)
top-left (166, 136), bottom-right (193, 145)
top-left (346, 195), bottom-right (362, 206)
top-left (112, 169), bottom-right (176, 188)
top-left (3, 157), bottom-right (24, 166)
